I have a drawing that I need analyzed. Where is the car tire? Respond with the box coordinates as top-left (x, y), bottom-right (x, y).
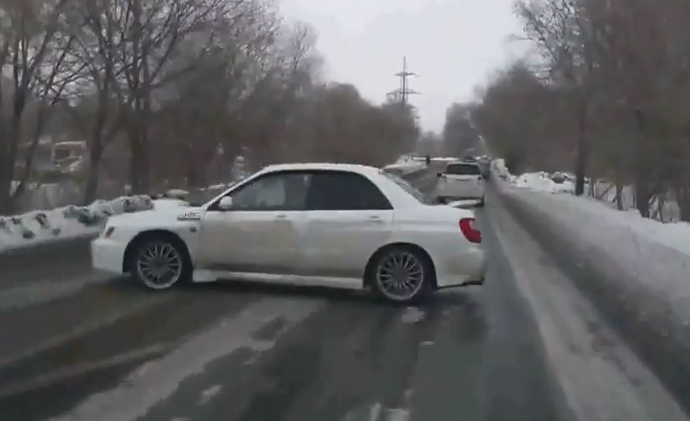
top-left (368, 246), bottom-right (433, 304)
top-left (128, 235), bottom-right (191, 291)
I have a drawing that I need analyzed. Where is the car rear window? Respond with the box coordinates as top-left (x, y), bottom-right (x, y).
top-left (445, 163), bottom-right (481, 175)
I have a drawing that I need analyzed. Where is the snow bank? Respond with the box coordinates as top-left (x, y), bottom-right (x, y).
top-left (522, 189), bottom-right (690, 256)
top-left (490, 159), bottom-right (513, 181)
top-left (0, 184), bottom-right (236, 253)
top-left (0, 195), bottom-right (154, 253)
top-left (500, 184), bottom-right (690, 339)
top-left (513, 171), bottom-right (575, 194)
top-left (384, 155), bottom-right (425, 174)
top-left (494, 160), bottom-right (690, 316)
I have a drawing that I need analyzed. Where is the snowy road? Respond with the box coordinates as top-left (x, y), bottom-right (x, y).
top-left (0, 166), bottom-right (684, 421)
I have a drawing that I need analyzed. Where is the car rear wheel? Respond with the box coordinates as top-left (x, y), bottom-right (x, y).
top-left (129, 237), bottom-right (189, 290)
top-left (369, 247), bottom-right (431, 303)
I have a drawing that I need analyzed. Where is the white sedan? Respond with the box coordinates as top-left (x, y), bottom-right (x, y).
top-left (91, 163), bottom-right (486, 303)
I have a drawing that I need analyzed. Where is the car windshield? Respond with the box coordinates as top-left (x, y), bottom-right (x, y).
top-left (381, 171), bottom-right (432, 204)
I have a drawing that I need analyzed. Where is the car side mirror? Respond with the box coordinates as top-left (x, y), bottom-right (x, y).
top-left (218, 196), bottom-right (234, 210)
top-left (437, 172), bottom-right (443, 178)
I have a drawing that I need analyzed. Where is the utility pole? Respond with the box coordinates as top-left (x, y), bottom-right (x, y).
top-left (387, 56), bottom-right (419, 106)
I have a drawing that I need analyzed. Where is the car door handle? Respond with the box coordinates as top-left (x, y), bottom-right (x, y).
top-left (365, 216), bottom-right (384, 223)
top-left (275, 214), bottom-right (287, 220)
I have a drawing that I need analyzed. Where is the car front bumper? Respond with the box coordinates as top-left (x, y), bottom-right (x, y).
top-left (91, 237), bottom-right (127, 275)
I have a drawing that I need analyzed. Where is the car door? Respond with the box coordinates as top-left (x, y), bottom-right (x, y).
top-left (441, 163), bottom-right (483, 198)
top-left (200, 171), bottom-right (311, 275)
top-left (299, 171), bottom-right (394, 285)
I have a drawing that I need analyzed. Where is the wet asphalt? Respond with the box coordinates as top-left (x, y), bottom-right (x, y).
top-left (0, 165), bottom-right (563, 421)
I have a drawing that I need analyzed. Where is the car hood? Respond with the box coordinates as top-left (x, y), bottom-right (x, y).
top-left (107, 207), bottom-right (204, 228)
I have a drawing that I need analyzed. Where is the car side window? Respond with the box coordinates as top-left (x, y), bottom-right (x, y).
top-left (224, 172), bottom-right (311, 211)
top-left (306, 171), bottom-right (392, 210)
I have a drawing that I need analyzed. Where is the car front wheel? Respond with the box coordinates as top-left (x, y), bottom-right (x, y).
top-left (369, 247), bottom-right (432, 303)
top-left (129, 236), bottom-right (190, 290)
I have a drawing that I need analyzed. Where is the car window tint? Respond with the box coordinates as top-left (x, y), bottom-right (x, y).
top-left (306, 171), bottom-right (392, 210)
top-left (446, 163), bottom-right (481, 175)
top-left (229, 172), bottom-right (311, 210)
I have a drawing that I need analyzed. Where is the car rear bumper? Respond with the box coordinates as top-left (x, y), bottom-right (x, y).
top-left (436, 246), bottom-right (486, 288)
top-left (91, 237), bottom-right (127, 275)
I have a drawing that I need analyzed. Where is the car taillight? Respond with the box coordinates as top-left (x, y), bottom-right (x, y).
top-left (459, 218), bottom-right (481, 243)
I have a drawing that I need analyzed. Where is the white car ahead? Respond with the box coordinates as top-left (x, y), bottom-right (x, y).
top-left (435, 161), bottom-right (486, 205)
top-left (91, 163), bottom-right (486, 303)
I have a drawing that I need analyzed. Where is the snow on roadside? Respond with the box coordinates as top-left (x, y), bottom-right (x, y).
top-left (386, 155), bottom-right (471, 174)
top-left (0, 185), bottom-right (238, 253)
top-left (0, 195), bottom-right (154, 253)
top-left (494, 158), bottom-right (690, 327)
top-left (491, 159), bottom-right (513, 181)
top-left (513, 171), bottom-right (575, 194)
top-left (384, 155), bottom-right (425, 174)
top-left (492, 159), bottom-right (690, 258)
top-left (503, 187), bottom-right (690, 326)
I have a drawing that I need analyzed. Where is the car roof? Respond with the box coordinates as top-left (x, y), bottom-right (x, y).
top-left (261, 162), bottom-right (381, 176)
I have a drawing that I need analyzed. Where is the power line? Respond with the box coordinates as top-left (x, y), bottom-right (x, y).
top-left (387, 56), bottom-right (419, 106)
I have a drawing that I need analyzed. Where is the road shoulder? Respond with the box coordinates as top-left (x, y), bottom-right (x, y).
top-left (487, 193), bottom-right (688, 421)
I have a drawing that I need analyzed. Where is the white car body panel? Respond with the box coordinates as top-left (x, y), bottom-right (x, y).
top-left (299, 209), bottom-right (394, 286)
top-left (91, 162), bottom-right (486, 292)
top-left (199, 210), bottom-right (306, 275)
top-left (436, 161), bottom-right (486, 201)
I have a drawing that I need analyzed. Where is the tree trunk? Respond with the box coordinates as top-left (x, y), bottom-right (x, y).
top-left (0, 127), bottom-right (20, 215)
top-left (634, 184), bottom-right (651, 218)
top-left (83, 141), bottom-right (104, 205)
top-left (614, 183), bottom-right (624, 210)
top-left (0, 155), bottom-right (14, 215)
top-left (128, 132), bottom-right (150, 194)
top-left (632, 109), bottom-right (651, 218)
top-left (574, 102), bottom-right (589, 196)
top-left (126, 102), bottom-right (151, 194)
top-left (676, 187), bottom-right (690, 222)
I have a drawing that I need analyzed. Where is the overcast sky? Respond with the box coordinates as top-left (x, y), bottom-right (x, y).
top-left (280, 0), bottom-right (526, 132)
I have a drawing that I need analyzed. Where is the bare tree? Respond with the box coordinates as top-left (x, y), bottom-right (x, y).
top-left (0, 0), bottom-right (420, 214)
top-left (515, 0), bottom-right (600, 195)
top-left (442, 102), bottom-right (479, 158)
top-left (465, 0), bottom-right (690, 220)
top-left (0, 0), bottom-right (82, 214)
